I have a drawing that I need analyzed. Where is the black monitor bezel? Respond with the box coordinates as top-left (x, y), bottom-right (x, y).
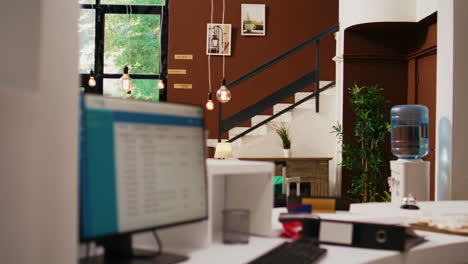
top-left (79, 95), bottom-right (209, 243)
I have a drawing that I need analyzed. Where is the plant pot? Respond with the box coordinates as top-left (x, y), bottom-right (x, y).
top-left (283, 149), bottom-right (291, 158)
top-left (244, 24), bottom-right (255, 32)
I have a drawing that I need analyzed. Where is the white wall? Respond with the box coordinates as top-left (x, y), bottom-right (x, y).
top-left (451, 0), bottom-right (468, 200)
top-left (0, 1), bottom-right (79, 263)
top-left (236, 92), bottom-right (339, 195)
top-left (435, 0), bottom-right (454, 200)
top-left (436, 0), bottom-right (468, 200)
top-left (416, 0), bottom-right (438, 21)
top-left (340, 0), bottom-right (417, 31)
top-left (340, 0), bottom-right (437, 31)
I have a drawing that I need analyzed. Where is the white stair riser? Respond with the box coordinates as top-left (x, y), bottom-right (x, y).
top-left (251, 113), bottom-right (292, 126)
top-left (273, 103), bottom-right (293, 114)
top-left (319, 80), bottom-right (334, 88)
top-left (251, 115), bottom-right (270, 125)
top-left (295, 100), bottom-right (315, 110)
top-left (228, 127), bottom-right (249, 138)
top-left (229, 125), bottom-right (267, 138)
top-left (295, 87), bottom-right (335, 101)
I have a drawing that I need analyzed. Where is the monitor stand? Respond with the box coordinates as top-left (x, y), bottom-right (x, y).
top-left (80, 234), bottom-right (188, 264)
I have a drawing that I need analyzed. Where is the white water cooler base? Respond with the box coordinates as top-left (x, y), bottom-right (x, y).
top-left (389, 160), bottom-right (430, 203)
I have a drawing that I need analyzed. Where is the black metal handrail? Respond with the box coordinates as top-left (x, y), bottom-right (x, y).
top-left (227, 81), bottom-right (335, 143)
top-left (217, 23), bottom-right (339, 142)
top-left (226, 24), bottom-right (339, 90)
top-left (222, 70), bottom-right (317, 132)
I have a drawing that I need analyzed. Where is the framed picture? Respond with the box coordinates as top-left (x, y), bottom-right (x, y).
top-left (241, 4), bottom-right (266, 36)
top-left (206, 23), bottom-right (232, 56)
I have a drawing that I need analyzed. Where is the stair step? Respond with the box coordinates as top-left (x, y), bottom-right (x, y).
top-left (251, 113), bottom-right (292, 126)
top-left (229, 125), bottom-right (267, 138)
top-left (319, 80), bottom-right (334, 87)
top-left (228, 127), bottom-right (248, 138)
top-left (220, 80), bottom-right (336, 142)
top-left (294, 91), bottom-right (336, 109)
top-left (273, 103), bottom-right (293, 114)
top-left (319, 81), bottom-right (336, 95)
top-left (294, 93), bottom-right (316, 109)
top-left (295, 92), bottom-right (314, 102)
top-left (250, 125), bottom-right (268, 136)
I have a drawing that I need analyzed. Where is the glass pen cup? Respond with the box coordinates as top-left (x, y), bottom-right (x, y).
top-left (222, 209), bottom-right (250, 244)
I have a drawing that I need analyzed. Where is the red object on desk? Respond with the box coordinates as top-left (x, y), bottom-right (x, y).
top-left (280, 221), bottom-right (303, 239)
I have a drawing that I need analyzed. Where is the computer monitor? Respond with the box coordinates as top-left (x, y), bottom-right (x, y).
top-left (79, 95), bottom-right (208, 263)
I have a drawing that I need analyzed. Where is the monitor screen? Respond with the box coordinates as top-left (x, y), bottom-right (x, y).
top-left (80, 95), bottom-right (208, 241)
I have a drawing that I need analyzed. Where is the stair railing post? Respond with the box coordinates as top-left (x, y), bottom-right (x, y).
top-left (217, 102), bottom-right (223, 143)
top-left (315, 39), bottom-right (321, 113)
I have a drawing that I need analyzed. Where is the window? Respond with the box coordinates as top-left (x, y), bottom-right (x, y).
top-left (79, 0), bottom-right (168, 101)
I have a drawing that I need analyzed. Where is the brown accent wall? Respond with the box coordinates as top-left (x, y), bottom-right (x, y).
top-left (342, 14), bottom-right (437, 199)
top-left (167, 0), bottom-right (338, 139)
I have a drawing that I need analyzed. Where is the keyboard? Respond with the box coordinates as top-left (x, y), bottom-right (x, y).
top-left (248, 238), bottom-right (326, 264)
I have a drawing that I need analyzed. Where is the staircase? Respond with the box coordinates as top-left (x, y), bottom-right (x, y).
top-left (208, 81), bottom-right (336, 157)
top-left (209, 24), bottom-right (339, 159)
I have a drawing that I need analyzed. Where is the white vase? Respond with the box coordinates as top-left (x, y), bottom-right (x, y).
top-left (283, 149), bottom-right (291, 158)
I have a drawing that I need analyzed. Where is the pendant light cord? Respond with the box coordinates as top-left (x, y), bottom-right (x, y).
top-left (208, 0), bottom-right (214, 92)
top-left (160, 0), bottom-right (165, 77)
top-left (125, 5), bottom-right (132, 67)
top-left (222, 0), bottom-right (226, 78)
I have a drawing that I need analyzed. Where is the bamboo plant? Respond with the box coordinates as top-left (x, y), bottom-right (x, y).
top-left (332, 84), bottom-right (391, 202)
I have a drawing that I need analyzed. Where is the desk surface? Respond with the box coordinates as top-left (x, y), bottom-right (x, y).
top-left (174, 201), bottom-right (468, 264)
top-left (239, 157), bottom-right (333, 161)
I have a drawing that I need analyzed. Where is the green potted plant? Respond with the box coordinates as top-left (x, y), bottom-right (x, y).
top-left (270, 122), bottom-right (292, 157)
top-left (332, 84), bottom-right (391, 202)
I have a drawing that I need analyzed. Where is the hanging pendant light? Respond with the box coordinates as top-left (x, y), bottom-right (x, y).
top-left (156, 1), bottom-right (166, 91)
top-left (88, 70), bottom-right (97, 87)
top-left (206, 92), bottom-right (215, 111)
top-left (158, 78), bottom-right (165, 90)
top-left (120, 65), bottom-right (134, 95)
top-left (216, 78), bottom-right (231, 103)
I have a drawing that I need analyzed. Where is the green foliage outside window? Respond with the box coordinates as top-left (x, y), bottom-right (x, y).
top-left (105, 14), bottom-right (161, 101)
top-left (79, 0), bottom-right (166, 101)
top-left (105, 14), bottom-right (161, 74)
top-left (101, 0), bottom-right (164, 5)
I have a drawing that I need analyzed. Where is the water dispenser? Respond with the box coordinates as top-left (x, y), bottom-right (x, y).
top-left (389, 105), bottom-right (430, 203)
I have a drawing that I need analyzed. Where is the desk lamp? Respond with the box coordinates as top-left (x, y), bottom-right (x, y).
top-left (388, 105), bottom-right (430, 204)
top-left (214, 142), bottom-right (233, 159)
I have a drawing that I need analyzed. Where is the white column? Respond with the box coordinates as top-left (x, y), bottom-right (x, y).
top-left (0, 1), bottom-right (79, 263)
top-left (436, 0), bottom-right (468, 200)
top-left (333, 31), bottom-right (344, 196)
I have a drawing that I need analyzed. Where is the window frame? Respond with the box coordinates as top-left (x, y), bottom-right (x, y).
top-left (80, 0), bottom-right (169, 101)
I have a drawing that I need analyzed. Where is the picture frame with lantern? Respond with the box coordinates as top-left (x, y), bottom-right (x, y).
top-left (206, 23), bottom-right (232, 56)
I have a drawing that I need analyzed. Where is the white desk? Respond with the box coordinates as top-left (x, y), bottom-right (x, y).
top-left (168, 201), bottom-right (468, 264)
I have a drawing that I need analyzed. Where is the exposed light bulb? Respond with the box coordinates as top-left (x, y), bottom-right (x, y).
top-left (216, 78), bottom-right (231, 103)
top-left (206, 100), bottom-right (214, 110)
top-left (120, 66), bottom-right (134, 94)
top-left (158, 79), bottom-right (165, 90)
top-left (206, 92), bottom-right (214, 111)
top-left (88, 77), bottom-right (96, 87)
top-left (88, 70), bottom-right (96, 87)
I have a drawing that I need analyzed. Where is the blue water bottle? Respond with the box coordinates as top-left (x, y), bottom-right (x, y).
top-left (391, 105), bottom-right (429, 159)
